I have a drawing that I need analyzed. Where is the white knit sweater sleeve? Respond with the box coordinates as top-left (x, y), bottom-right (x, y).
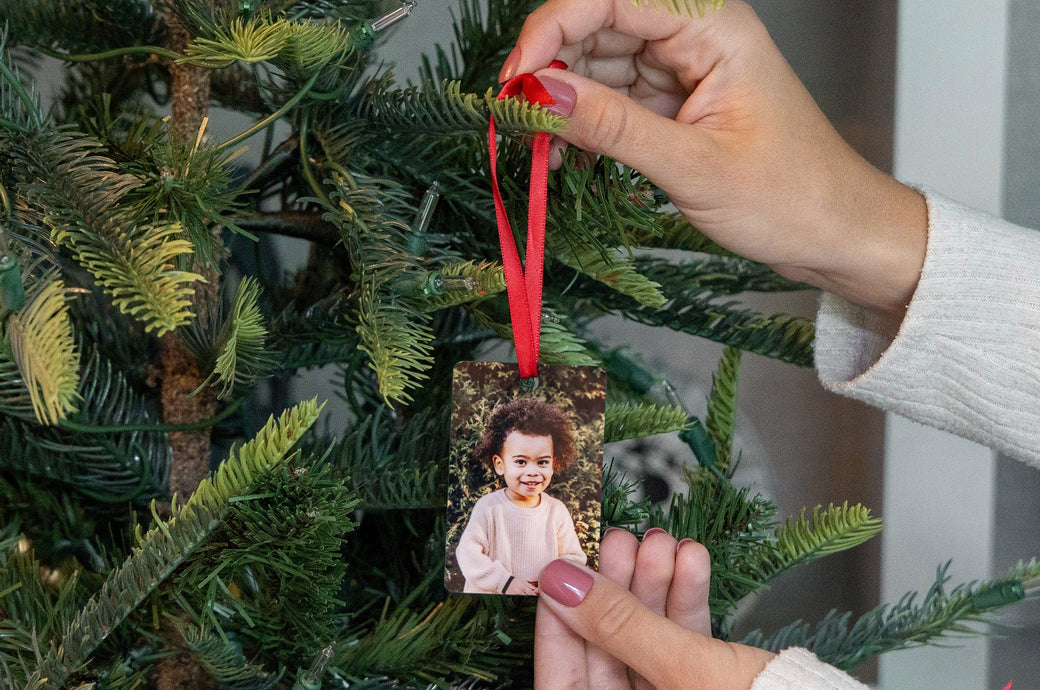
top-left (751, 648), bottom-right (867, 689)
top-left (815, 190), bottom-right (1040, 469)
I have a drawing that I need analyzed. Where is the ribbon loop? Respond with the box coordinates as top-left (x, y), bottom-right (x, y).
top-left (488, 61), bottom-right (566, 381)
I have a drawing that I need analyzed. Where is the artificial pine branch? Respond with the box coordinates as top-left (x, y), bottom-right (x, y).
top-left (80, 100), bottom-right (249, 267)
top-left (0, 31), bottom-right (42, 131)
top-left (733, 503), bottom-right (882, 602)
top-left (174, 449), bottom-right (358, 669)
top-left (193, 276), bottom-right (277, 399)
top-left (470, 304), bottom-right (599, 368)
top-left (334, 596), bottom-right (528, 685)
top-left (23, 400), bottom-right (322, 690)
top-left (653, 469), bottom-right (778, 622)
top-left (177, 621), bottom-right (276, 689)
top-left (585, 287), bottom-right (816, 367)
top-left (634, 254), bottom-right (811, 295)
top-left (0, 0), bottom-right (156, 55)
top-left (705, 346), bottom-right (740, 469)
top-left (601, 465), bottom-right (653, 529)
top-left (356, 283), bottom-right (434, 406)
top-left (416, 261), bottom-right (507, 312)
top-left (551, 245), bottom-right (667, 308)
top-left (331, 406), bottom-right (447, 510)
top-left (632, 213), bottom-right (736, 255)
top-left (549, 157), bottom-right (663, 250)
top-left (267, 290), bottom-right (361, 371)
top-left (16, 130), bottom-right (203, 336)
top-left (6, 279), bottom-right (80, 425)
top-left (0, 523), bottom-right (86, 689)
top-left (0, 350), bottom-right (170, 504)
top-left (604, 401), bottom-right (690, 443)
top-left (422, 0), bottom-right (541, 89)
top-left (741, 559), bottom-right (1040, 670)
top-left (179, 16), bottom-right (360, 71)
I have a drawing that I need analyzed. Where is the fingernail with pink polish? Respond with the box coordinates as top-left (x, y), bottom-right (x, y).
top-left (499, 46), bottom-right (521, 83)
top-left (540, 559), bottom-right (593, 608)
top-left (538, 76), bottom-right (576, 117)
top-left (676, 538), bottom-right (696, 552)
top-left (642, 527), bottom-right (667, 540)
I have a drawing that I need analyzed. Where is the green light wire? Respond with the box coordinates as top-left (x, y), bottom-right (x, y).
top-left (58, 398), bottom-right (243, 435)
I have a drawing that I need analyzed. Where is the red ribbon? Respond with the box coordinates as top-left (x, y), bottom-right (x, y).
top-left (488, 60), bottom-right (567, 381)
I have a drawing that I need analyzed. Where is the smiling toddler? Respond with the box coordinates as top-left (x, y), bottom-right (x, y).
top-left (455, 398), bottom-right (586, 595)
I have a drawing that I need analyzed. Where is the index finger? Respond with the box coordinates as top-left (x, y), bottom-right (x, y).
top-left (512, 0), bottom-right (615, 76)
top-left (513, 0), bottom-right (692, 73)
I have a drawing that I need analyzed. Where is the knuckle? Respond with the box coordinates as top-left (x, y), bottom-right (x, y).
top-left (582, 102), bottom-right (630, 154)
top-left (585, 591), bottom-right (640, 643)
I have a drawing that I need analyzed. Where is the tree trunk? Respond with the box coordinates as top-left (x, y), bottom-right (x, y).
top-left (154, 620), bottom-right (216, 690)
top-left (160, 8), bottom-right (217, 502)
top-left (155, 10), bottom-right (217, 690)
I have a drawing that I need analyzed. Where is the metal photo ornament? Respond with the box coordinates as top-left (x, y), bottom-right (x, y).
top-left (444, 362), bottom-right (605, 596)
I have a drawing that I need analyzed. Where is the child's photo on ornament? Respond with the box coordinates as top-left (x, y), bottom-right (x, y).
top-left (444, 362), bottom-right (604, 596)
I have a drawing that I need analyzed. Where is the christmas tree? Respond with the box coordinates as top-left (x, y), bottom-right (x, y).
top-left (0, 0), bottom-right (1037, 687)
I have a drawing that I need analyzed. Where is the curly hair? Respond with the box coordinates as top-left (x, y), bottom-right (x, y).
top-left (473, 398), bottom-right (576, 472)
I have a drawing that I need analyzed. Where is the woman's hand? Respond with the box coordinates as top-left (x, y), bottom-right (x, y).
top-left (506, 0), bottom-right (927, 318)
top-left (534, 528), bottom-right (775, 689)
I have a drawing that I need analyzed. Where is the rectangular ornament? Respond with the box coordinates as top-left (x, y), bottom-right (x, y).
top-left (444, 362), bottom-right (605, 596)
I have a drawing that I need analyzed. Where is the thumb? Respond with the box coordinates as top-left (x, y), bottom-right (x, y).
top-left (534, 69), bottom-right (699, 180)
top-left (538, 558), bottom-right (772, 689)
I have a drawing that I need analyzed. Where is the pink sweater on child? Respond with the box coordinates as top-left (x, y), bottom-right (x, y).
top-left (456, 488), bottom-right (586, 594)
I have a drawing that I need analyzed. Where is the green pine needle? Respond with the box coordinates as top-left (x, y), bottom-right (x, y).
top-left (553, 246), bottom-right (667, 308)
top-left (472, 305), bottom-right (598, 367)
top-left (336, 597), bottom-right (525, 685)
top-left (332, 406), bottom-right (446, 511)
top-left (635, 254), bottom-right (811, 295)
top-left (0, 350), bottom-right (169, 503)
top-left (742, 559), bottom-right (1040, 670)
top-left (0, 30), bottom-right (43, 131)
top-left (357, 285), bottom-right (434, 407)
top-left (602, 291), bottom-right (816, 367)
top-left (24, 400), bottom-right (323, 689)
top-left (634, 214), bottom-right (735, 255)
top-left (20, 130), bottom-right (204, 335)
top-left (178, 621), bottom-right (275, 688)
top-left (486, 88), bottom-right (568, 135)
top-left (0, 523), bottom-right (85, 688)
top-left (742, 503), bottom-right (882, 589)
top-left (358, 78), bottom-right (487, 133)
top-left (6, 280), bottom-right (80, 425)
top-left (0, 0), bottom-right (156, 56)
top-left (605, 401), bottom-right (690, 442)
top-left (705, 346), bottom-right (741, 469)
top-left (200, 276), bottom-right (277, 400)
top-left (180, 17), bottom-right (356, 70)
top-left (775, 503), bottom-right (883, 563)
top-left (357, 79), bottom-right (566, 137)
top-left (601, 464), bottom-right (653, 529)
top-left (75, 222), bottom-right (202, 335)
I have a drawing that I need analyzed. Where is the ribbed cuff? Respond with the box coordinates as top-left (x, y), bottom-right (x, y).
top-left (751, 648), bottom-right (867, 689)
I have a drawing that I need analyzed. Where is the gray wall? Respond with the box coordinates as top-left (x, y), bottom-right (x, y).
top-left (992, 1), bottom-right (1040, 685)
